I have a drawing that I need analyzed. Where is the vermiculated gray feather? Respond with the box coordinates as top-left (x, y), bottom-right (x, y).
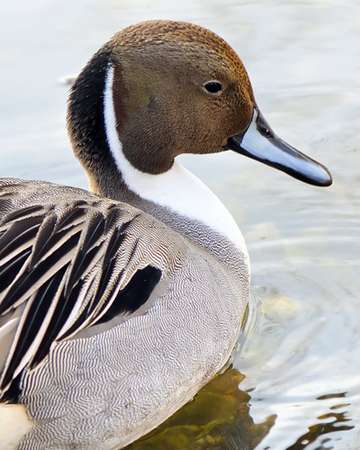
top-left (0, 178), bottom-right (248, 450)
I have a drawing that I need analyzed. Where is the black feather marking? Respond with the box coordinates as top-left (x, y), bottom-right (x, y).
top-left (1, 372), bottom-right (22, 403)
top-left (31, 225), bottom-right (80, 268)
top-left (104, 206), bottom-right (121, 233)
top-left (96, 254), bottom-right (119, 303)
top-left (65, 241), bottom-right (103, 296)
top-left (92, 268), bottom-right (124, 320)
top-left (94, 222), bottom-right (131, 302)
top-left (57, 206), bottom-right (87, 231)
top-left (126, 238), bottom-right (139, 265)
top-left (69, 221), bottom-right (133, 327)
top-left (83, 213), bottom-right (106, 250)
top-left (64, 213), bottom-right (105, 295)
top-left (29, 213), bottom-right (58, 268)
top-left (95, 265), bottom-right (162, 325)
top-left (30, 276), bottom-right (86, 367)
top-left (102, 222), bottom-right (130, 268)
top-left (1, 231), bottom-right (81, 310)
top-left (72, 200), bottom-right (88, 208)
top-left (0, 223), bottom-right (40, 261)
top-left (0, 214), bottom-right (43, 251)
top-left (0, 264), bottom-right (69, 390)
top-left (0, 248), bottom-right (32, 304)
top-left (58, 276), bottom-right (98, 340)
top-left (1, 205), bottom-right (44, 225)
top-left (33, 214), bottom-right (108, 347)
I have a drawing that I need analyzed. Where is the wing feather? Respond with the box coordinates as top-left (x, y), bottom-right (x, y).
top-left (1, 265), bottom-right (69, 388)
top-left (0, 180), bottom-right (179, 401)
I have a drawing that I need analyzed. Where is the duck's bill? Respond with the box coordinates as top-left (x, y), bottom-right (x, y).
top-left (226, 108), bottom-right (332, 187)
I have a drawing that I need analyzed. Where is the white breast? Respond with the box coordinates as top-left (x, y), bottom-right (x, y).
top-left (103, 65), bottom-right (247, 253)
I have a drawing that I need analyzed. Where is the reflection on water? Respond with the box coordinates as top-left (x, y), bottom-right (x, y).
top-left (287, 398), bottom-right (354, 450)
top-left (125, 367), bottom-right (355, 450)
top-left (126, 369), bottom-right (275, 450)
top-left (1, 0), bottom-right (359, 449)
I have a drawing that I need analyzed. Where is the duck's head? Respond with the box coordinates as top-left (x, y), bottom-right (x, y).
top-left (68, 20), bottom-right (332, 189)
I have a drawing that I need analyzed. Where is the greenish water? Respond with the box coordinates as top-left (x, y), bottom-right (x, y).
top-left (1, 1), bottom-right (359, 449)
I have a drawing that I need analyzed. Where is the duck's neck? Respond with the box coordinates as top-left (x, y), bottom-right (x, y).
top-left (104, 66), bottom-right (246, 252)
top-left (68, 54), bottom-right (247, 259)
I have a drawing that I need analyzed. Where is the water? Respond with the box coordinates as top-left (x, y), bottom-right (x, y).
top-left (1, 0), bottom-right (359, 449)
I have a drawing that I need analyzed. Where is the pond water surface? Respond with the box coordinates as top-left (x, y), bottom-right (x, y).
top-left (1, 1), bottom-right (359, 449)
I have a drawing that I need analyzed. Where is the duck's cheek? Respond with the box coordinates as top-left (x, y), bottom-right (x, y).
top-left (235, 101), bottom-right (254, 134)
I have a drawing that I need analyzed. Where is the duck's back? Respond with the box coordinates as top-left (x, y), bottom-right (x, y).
top-left (0, 178), bottom-right (247, 450)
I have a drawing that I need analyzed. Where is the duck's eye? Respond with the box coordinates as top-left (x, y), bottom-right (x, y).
top-left (203, 80), bottom-right (223, 95)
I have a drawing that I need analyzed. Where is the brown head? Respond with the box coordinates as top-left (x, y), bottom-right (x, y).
top-left (68, 20), bottom-right (332, 189)
top-left (109, 21), bottom-right (254, 174)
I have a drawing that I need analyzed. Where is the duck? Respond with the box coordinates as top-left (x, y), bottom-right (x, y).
top-left (0, 20), bottom-right (332, 450)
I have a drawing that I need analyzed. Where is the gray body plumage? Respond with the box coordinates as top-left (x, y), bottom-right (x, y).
top-left (0, 16), bottom-right (332, 450)
top-left (0, 178), bottom-right (249, 450)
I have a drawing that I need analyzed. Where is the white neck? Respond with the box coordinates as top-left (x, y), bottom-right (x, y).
top-left (103, 65), bottom-right (247, 251)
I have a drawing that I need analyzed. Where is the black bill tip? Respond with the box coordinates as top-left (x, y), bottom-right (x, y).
top-left (226, 108), bottom-right (333, 187)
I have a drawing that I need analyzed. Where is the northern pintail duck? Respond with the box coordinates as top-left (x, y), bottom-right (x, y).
top-left (0, 20), bottom-right (332, 450)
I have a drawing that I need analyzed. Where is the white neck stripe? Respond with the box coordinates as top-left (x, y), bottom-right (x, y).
top-left (103, 65), bottom-right (247, 251)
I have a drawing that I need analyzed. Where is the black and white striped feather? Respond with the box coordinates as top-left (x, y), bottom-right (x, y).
top-left (0, 179), bottom-right (182, 401)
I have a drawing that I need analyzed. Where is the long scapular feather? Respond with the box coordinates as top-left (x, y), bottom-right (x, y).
top-left (0, 185), bottom-right (165, 401)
